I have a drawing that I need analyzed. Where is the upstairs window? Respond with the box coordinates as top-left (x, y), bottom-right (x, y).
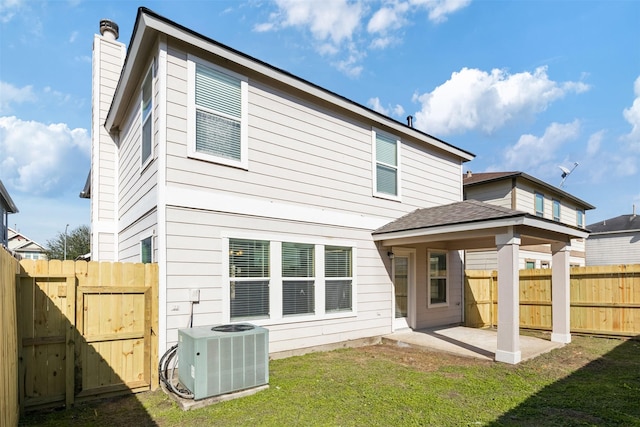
top-left (373, 129), bottom-right (400, 199)
top-left (282, 242), bottom-right (315, 316)
top-left (577, 209), bottom-right (584, 228)
top-left (188, 57), bottom-right (248, 169)
top-left (325, 246), bottom-right (352, 312)
top-left (141, 66), bottom-right (153, 167)
top-left (229, 239), bottom-right (270, 320)
top-left (535, 193), bottom-right (544, 217)
top-left (553, 199), bottom-right (561, 221)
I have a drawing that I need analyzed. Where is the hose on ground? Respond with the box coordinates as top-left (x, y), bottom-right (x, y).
top-left (158, 344), bottom-right (194, 399)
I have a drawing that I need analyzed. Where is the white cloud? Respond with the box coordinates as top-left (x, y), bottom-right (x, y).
top-left (0, 0), bottom-right (23, 23)
top-left (502, 120), bottom-right (581, 171)
top-left (0, 116), bottom-right (90, 196)
top-left (368, 96), bottom-right (405, 118)
top-left (409, 0), bottom-right (472, 23)
top-left (412, 66), bottom-right (590, 136)
top-left (69, 30), bottom-right (78, 43)
top-left (257, 0), bottom-right (364, 45)
top-left (622, 75), bottom-right (640, 152)
top-left (256, 0), bottom-right (471, 76)
top-left (586, 130), bottom-right (604, 156)
top-left (0, 81), bottom-right (37, 114)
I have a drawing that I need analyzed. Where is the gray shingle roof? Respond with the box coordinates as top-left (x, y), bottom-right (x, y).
top-left (373, 200), bottom-right (527, 235)
top-left (587, 215), bottom-right (640, 233)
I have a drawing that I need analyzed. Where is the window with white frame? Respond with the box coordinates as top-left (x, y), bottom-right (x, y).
top-left (535, 192), bottom-right (544, 217)
top-left (577, 209), bottom-right (584, 228)
top-left (189, 57), bottom-right (248, 168)
top-left (227, 239), bottom-right (354, 321)
top-left (553, 199), bottom-right (561, 221)
top-left (229, 239), bottom-right (270, 320)
top-left (325, 246), bottom-right (353, 312)
top-left (141, 236), bottom-right (152, 263)
top-left (141, 66), bottom-right (153, 167)
top-left (282, 242), bottom-right (315, 316)
top-left (373, 129), bottom-right (400, 198)
top-left (428, 250), bottom-right (447, 306)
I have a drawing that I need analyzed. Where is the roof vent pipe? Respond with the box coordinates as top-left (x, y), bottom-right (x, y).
top-left (466, 170), bottom-right (472, 178)
top-left (100, 19), bottom-right (119, 40)
top-left (406, 115), bottom-right (413, 128)
top-left (633, 204), bottom-right (636, 218)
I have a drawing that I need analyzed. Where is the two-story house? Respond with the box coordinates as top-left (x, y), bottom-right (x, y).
top-left (586, 207), bottom-right (640, 265)
top-left (82, 8), bottom-right (589, 364)
top-left (0, 180), bottom-right (18, 248)
top-left (463, 171), bottom-right (594, 270)
top-left (7, 228), bottom-right (48, 260)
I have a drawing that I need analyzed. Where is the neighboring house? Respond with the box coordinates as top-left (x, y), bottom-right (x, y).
top-left (463, 171), bottom-right (595, 269)
top-left (81, 8), bottom-right (588, 364)
top-left (7, 228), bottom-right (48, 260)
top-left (0, 180), bottom-right (19, 248)
top-left (586, 207), bottom-right (640, 265)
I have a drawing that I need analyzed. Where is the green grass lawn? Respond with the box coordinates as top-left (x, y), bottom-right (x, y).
top-left (19, 334), bottom-right (640, 426)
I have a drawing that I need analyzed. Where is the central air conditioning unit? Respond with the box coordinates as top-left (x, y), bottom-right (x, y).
top-left (178, 323), bottom-right (269, 400)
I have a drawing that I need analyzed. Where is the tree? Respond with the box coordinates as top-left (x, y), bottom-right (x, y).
top-left (45, 225), bottom-right (90, 260)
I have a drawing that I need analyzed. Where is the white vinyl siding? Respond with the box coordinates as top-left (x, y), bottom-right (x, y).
top-left (141, 65), bottom-right (153, 167)
top-left (373, 129), bottom-right (401, 200)
top-left (586, 233), bottom-right (640, 265)
top-left (187, 56), bottom-right (248, 169)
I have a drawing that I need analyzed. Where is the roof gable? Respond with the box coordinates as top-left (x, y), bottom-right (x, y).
top-left (463, 171), bottom-right (595, 210)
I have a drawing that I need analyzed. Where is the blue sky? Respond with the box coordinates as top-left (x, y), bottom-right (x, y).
top-left (1, 0), bottom-right (639, 246)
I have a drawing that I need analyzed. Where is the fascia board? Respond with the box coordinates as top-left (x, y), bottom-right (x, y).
top-left (372, 216), bottom-right (526, 242)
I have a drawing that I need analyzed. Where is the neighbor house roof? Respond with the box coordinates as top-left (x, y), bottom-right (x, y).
top-left (0, 179), bottom-right (18, 213)
top-left (106, 7), bottom-right (475, 163)
top-left (587, 214), bottom-right (640, 234)
top-left (463, 171), bottom-right (595, 210)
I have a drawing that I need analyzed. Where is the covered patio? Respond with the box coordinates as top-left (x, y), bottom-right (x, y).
top-left (373, 200), bottom-right (589, 364)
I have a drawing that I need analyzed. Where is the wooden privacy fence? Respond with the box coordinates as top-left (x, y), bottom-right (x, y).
top-left (465, 265), bottom-right (640, 336)
top-left (17, 259), bottom-right (159, 412)
top-left (1, 247), bottom-right (20, 427)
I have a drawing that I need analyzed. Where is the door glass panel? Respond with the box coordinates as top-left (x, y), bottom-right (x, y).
top-left (394, 256), bottom-right (408, 318)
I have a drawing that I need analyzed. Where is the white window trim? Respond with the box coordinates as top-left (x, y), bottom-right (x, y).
top-left (427, 249), bottom-right (449, 308)
top-left (371, 128), bottom-right (402, 201)
top-left (140, 233), bottom-right (154, 263)
top-left (577, 209), bottom-right (585, 228)
top-left (552, 199), bottom-right (561, 222)
top-left (140, 62), bottom-right (154, 171)
top-left (535, 192), bottom-right (545, 218)
top-left (187, 54), bottom-right (249, 170)
top-left (221, 232), bottom-right (357, 326)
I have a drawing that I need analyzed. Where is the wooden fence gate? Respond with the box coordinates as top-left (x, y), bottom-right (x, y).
top-left (17, 260), bottom-right (158, 411)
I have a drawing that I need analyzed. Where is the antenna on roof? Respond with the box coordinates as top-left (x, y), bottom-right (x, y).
top-left (559, 162), bottom-right (579, 187)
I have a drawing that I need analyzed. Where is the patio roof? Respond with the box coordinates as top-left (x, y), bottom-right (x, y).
top-left (372, 199), bottom-right (589, 249)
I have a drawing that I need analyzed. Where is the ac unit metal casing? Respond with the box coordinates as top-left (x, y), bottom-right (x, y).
top-left (178, 324), bottom-right (269, 400)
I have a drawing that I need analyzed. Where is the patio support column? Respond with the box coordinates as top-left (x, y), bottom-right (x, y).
top-left (495, 231), bottom-right (521, 364)
top-left (551, 241), bottom-right (571, 344)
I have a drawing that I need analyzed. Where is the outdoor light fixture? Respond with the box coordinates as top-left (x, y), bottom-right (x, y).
top-left (387, 251), bottom-right (394, 259)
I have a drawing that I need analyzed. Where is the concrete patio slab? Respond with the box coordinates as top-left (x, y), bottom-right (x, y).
top-left (383, 326), bottom-right (564, 362)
